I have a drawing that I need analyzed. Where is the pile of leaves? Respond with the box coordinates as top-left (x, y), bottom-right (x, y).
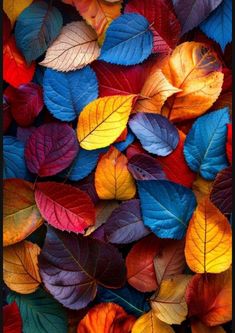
top-left (3, 0), bottom-right (232, 332)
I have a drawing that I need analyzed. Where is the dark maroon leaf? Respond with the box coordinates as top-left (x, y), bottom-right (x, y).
top-left (104, 199), bottom-right (150, 244)
top-left (25, 123), bottom-right (78, 177)
top-left (3, 96), bottom-right (12, 134)
top-left (3, 11), bottom-right (11, 44)
top-left (210, 166), bottom-right (232, 216)
top-left (17, 126), bottom-right (36, 144)
top-left (4, 83), bottom-right (44, 127)
top-left (75, 173), bottom-right (99, 205)
top-left (3, 302), bottom-right (22, 333)
top-left (127, 153), bottom-right (166, 180)
top-left (39, 226), bottom-right (126, 310)
top-left (172, 0), bottom-right (223, 35)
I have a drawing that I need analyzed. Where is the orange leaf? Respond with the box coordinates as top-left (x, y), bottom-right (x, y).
top-left (185, 197), bottom-right (232, 273)
top-left (161, 42), bottom-right (224, 122)
top-left (95, 146), bottom-right (136, 200)
top-left (3, 179), bottom-right (43, 247)
top-left (186, 267), bottom-right (232, 326)
top-left (126, 234), bottom-right (160, 292)
top-left (77, 302), bottom-right (136, 333)
top-left (191, 321), bottom-right (226, 333)
top-left (3, 241), bottom-right (41, 294)
top-left (192, 175), bottom-right (213, 203)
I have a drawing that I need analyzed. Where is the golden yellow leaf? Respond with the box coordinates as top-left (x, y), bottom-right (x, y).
top-left (136, 68), bottom-right (181, 113)
top-left (161, 42), bottom-right (224, 121)
top-left (95, 146), bottom-right (136, 200)
top-left (78, 95), bottom-right (136, 150)
top-left (132, 311), bottom-right (175, 333)
top-left (3, 179), bottom-right (43, 247)
top-left (185, 197), bottom-right (232, 273)
top-left (3, 0), bottom-right (33, 26)
top-left (3, 241), bottom-right (41, 294)
top-left (192, 175), bottom-right (213, 203)
top-left (151, 275), bottom-right (191, 325)
top-left (40, 21), bottom-right (100, 72)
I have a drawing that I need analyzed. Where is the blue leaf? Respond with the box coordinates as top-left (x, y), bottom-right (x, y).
top-left (43, 67), bottom-right (98, 121)
top-left (137, 180), bottom-right (196, 239)
top-left (15, 1), bottom-right (63, 63)
top-left (129, 113), bottom-right (179, 156)
top-left (184, 108), bottom-right (229, 180)
top-left (200, 0), bottom-right (232, 51)
top-left (100, 13), bottom-right (153, 65)
top-left (114, 131), bottom-right (135, 151)
top-left (97, 285), bottom-right (150, 317)
top-left (3, 136), bottom-right (29, 180)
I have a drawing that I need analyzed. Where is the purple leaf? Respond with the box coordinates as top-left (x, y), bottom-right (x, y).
top-left (39, 226), bottom-right (126, 310)
top-left (127, 153), bottom-right (166, 180)
top-left (104, 199), bottom-right (150, 244)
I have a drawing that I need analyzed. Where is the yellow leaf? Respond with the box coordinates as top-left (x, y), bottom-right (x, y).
top-left (151, 275), bottom-right (191, 325)
top-left (132, 311), bottom-right (175, 333)
top-left (3, 0), bottom-right (33, 26)
top-left (185, 197), bottom-right (232, 273)
top-left (191, 321), bottom-right (226, 333)
top-left (3, 241), bottom-right (41, 294)
top-left (78, 95), bottom-right (136, 150)
top-left (3, 179), bottom-right (43, 247)
top-left (136, 69), bottom-right (181, 113)
top-left (40, 21), bottom-right (100, 72)
top-left (161, 42), bottom-right (224, 121)
top-left (95, 146), bottom-right (136, 200)
top-left (192, 175), bottom-right (213, 203)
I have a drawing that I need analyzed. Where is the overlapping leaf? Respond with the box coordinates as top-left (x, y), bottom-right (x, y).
top-left (132, 310), bottom-right (175, 333)
top-left (3, 302), bottom-right (22, 333)
top-left (3, 0), bottom-right (33, 26)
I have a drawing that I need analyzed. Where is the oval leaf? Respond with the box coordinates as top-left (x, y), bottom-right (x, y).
top-left (132, 311), bottom-right (175, 333)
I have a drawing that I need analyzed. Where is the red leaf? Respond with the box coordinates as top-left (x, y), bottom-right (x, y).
top-left (3, 11), bottom-right (11, 45)
top-left (126, 234), bottom-right (160, 292)
top-left (3, 302), bottom-right (22, 333)
top-left (4, 83), bottom-right (43, 127)
top-left (3, 96), bottom-right (12, 134)
top-left (3, 36), bottom-right (35, 88)
top-left (92, 61), bottom-right (147, 97)
top-left (25, 123), bottom-right (78, 177)
top-left (35, 182), bottom-right (95, 233)
top-left (125, 0), bottom-right (181, 52)
top-left (226, 124), bottom-right (232, 164)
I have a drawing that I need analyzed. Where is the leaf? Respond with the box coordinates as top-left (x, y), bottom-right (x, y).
top-left (186, 267), bottom-right (232, 326)
top-left (92, 61), bottom-right (147, 96)
top-left (226, 123), bottom-right (232, 164)
top-left (3, 96), bottom-right (12, 134)
top-left (4, 83), bottom-right (43, 127)
top-left (137, 180), bottom-right (196, 239)
top-left (35, 182), bottom-right (95, 234)
top-left (161, 42), bottom-right (224, 122)
top-left (114, 131), bottom-right (135, 152)
top-left (65, 0), bottom-right (122, 38)
top-left (17, 127), bottom-right (36, 144)
top-left (3, 241), bottom-right (41, 294)
top-left (154, 239), bottom-right (186, 285)
top-left (192, 175), bottom-right (213, 203)
top-left (156, 130), bottom-right (197, 188)
top-left (15, 1), bottom-right (63, 63)
top-left (3, 0), bottom-right (33, 26)
top-left (128, 153), bottom-right (166, 181)
top-left (25, 123), bottom-right (78, 177)
top-left (3, 136), bottom-right (29, 180)
top-left (185, 197), bottom-right (232, 273)
top-left (136, 68), bottom-right (181, 113)
top-left (184, 108), bottom-right (230, 180)
top-left (100, 13), bottom-right (153, 65)
top-left (3, 179), bottom-right (43, 247)
top-left (129, 113), bottom-right (179, 156)
top-left (151, 274), bottom-right (191, 325)
top-left (7, 288), bottom-right (68, 333)
top-left (126, 234), bottom-right (160, 292)
top-left (95, 146), bottom-right (136, 200)
top-left (104, 199), bottom-right (150, 244)
top-left (191, 321), bottom-right (226, 333)
top-left (77, 303), bottom-right (136, 333)
top-left (200, 0), bottom-right (232, 51)
top-left (39, 226), bottom-right (126, 309)
top-left (132, 311), bottom-right (175, 333)
top-left (78, 95), bottom-right (136, 150)
top-left (172, 0), bottom-right (222, 35)
top-left (3, 302), bottom-right (22, 333)
top-left (97, 285), bottom-right (150, 317)
top-left (3, 11), bottom-right (11, 44)
top-left (125, 0), bottom-right (181, 52)
top-left (40, 21), bottom-right (100, 72)
top-left (43, 67), bottom-right (98, 121)
top-left (210, 166), bottom-right (232, 216)
top-left (3, 36), bottom-right (35, 88)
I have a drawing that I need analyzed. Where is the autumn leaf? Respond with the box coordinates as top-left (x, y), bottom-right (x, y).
top-left (192, 175), bottom-right (213, 203)
top-left (191, 321), bottom-right (226, 333)
top-left (132, 310), bottom-right (175, 333)
top-left (3, 0), bottom-right (33, 26)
